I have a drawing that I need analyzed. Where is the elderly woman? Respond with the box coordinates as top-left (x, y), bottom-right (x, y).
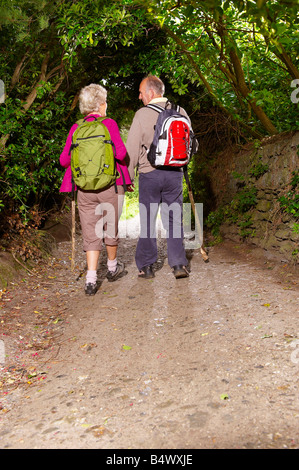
top-left (60, 83), bottom-right (132, 295)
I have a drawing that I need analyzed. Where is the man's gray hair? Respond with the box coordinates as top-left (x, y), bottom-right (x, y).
top-left (145, 75), bottom-right (165, 96)
top-left (79, 83), bottom-right (107, 115)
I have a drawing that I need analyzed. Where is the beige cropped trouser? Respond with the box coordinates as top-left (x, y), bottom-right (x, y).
top-left (77, 184), bottom-right (125, 252)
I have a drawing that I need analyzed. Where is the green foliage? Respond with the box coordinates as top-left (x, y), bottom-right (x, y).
top-left (56, 0), bottom-right (148, 68)
top-left (207, 158), bottom-right (298, 243)
top-left (120, 178), bottom-right (140, 220)
top-left (234, 185), bottom-right (258, 212)
top-left (232, 171), bottom-right (245, 181)
top-left (182, 156), bottom-right (214, 222)
top-left (206, 184), bottom-right (257, 239)
top-left (237, 213), bottom-right (255, 238)
top-left (0, 95), bottom-right (68, 219)
top-left (249, 161), bottom-right (269, 178)
top-left (144, 0), bottom-right (299, 134)
top-left (278, 170), bottom-right (299, 219)
top-left (206, 206), bottom-right (225, 238)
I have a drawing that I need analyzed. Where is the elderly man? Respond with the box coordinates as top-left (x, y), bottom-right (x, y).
top-left (126, 75), bottom-right (191, 279)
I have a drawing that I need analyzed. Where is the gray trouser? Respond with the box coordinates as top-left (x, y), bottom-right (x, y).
top-left (136, 169), bottom-right (187, 271)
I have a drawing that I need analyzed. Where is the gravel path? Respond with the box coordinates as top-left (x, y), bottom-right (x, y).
top-left (0, 220), bottom-right (298, 451)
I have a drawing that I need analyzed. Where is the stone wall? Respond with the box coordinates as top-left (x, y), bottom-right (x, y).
top-left (209, 131), bottom-right (299, 263)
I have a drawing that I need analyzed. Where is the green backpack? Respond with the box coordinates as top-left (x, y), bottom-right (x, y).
top-left (70, 116), bottom-right (117, 191)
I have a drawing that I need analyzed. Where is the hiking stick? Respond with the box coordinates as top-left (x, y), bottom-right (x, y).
top-left (183, 166), bottom-right (209, 262)
top-left (71, 186), bottom-right (76, 271)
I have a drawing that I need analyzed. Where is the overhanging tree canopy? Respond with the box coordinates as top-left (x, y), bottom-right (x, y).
top-left (136, 0), bottom-right (298, 135)
top-left (0, 0), bottom-right (298, 235)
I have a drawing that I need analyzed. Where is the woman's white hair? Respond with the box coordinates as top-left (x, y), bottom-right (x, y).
top-left (79, 83), bottom-right (107, 116)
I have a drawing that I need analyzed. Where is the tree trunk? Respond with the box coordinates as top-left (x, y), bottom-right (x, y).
top-left (64, 92), bottom-right (80, 121)
top-left (274, 48), bottom-right (299, 80)
top-left (36, 67), bottom-right (66, 112)
top-left (23, 52), bottom-right (50, 111)
top-left (1, 54), bottom-right (65, 151)
top-left (10, 49), bottom-right (30, 92)
top-left (228, 48), bottom-right (278, 135)
top-left (262, 32), bottom-right (299, 80)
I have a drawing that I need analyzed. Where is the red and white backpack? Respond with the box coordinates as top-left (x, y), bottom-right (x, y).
top-left (146, 102), bottom-right (198, 167)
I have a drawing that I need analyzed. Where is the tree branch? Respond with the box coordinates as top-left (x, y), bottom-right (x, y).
top-left (23, 52), bottom-right (50, 111)
top-left (162, 25), bottom-right (264, 139)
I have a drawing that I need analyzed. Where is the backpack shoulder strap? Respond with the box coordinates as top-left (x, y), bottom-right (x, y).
top-left (147, 101), bottom-right (180, 113)
top-left (164, 100), bottom-right (180, 112)
top-left (83, 114), bottom-right (101, 122)
top-left (146, 103), bottom-right (164, 113)
top-left (171, 102), bottom-right (180, 112)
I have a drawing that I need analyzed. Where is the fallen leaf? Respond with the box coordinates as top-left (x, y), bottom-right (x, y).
top-left (277, 385), bottom-right (290, 391)
top-left (27, 373), bottom-right (37, 379)
top-left (122, 345), bottom-right (132, 351)
top-left (220, 393), bottom-right (229, 400)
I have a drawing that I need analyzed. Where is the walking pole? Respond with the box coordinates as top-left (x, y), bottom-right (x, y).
top-left (71, 183), bottom-right (76, 271)
top-left (183, 166), bottom-right (209, 262)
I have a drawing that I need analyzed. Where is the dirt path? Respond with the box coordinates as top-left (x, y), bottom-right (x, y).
top-left (0, 225), bottom-right (298, 450)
